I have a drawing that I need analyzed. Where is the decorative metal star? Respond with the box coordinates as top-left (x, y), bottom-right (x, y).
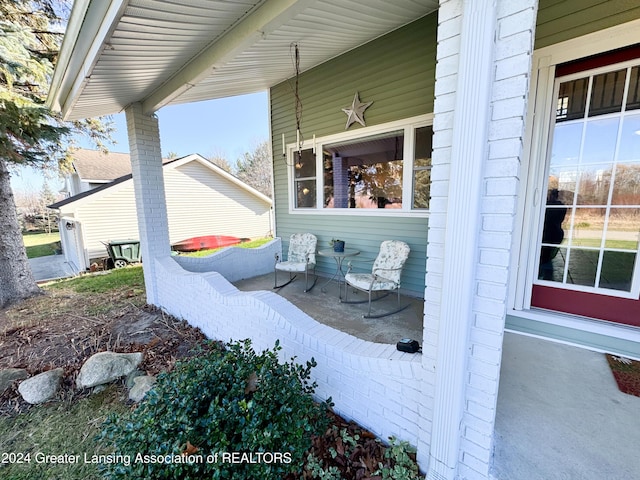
top-left (342, 92), bottom-right (373, 129)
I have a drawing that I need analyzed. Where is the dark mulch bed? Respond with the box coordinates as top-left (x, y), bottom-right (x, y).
top-left (0, 288), bottom-right (216, 415)
top-left (606, 354), bottom-right (640, 398)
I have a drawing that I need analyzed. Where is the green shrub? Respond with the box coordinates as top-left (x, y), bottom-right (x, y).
top-left (99, 339), bottom-right (331, 479)
top-left (375, 437), bottom-right (421, 480)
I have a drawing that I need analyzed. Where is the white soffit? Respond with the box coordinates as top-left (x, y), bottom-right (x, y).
top-left (57, 0), bottom-right (438, 120)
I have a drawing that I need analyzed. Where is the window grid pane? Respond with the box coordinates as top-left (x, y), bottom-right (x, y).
top-left (538, 63), bottom-right (640, 295)
top-left (413, 126), bottom-right (433, 210)
top-left (589, 69), bottom-right (626, 117)
top-left (293, 148), bottom-right (316, 208)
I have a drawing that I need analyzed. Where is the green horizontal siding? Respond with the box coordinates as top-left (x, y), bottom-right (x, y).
top-left (535, 0), bottom-right (640, 49)
top-left (277, 215), bottom-right (428, 295)
top-left (270, 14), bottom-right (436, 296)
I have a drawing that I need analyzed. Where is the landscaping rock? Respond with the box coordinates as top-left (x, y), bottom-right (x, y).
top-left (125, 369), bottom-right (145, 388)
top-left (18, 368), bottom-right (64, 404)
top-left (76, 352), bottom-right (144, 389)
top-left (0, 368), bottom-right (29, 394)
top-left (128, 375), bottom-right (156, 402)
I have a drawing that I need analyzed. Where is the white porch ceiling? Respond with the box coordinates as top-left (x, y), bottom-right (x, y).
top-left (50, 0), bottom-right (438, 120)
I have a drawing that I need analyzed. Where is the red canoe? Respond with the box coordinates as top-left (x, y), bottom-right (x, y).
top-left (171, 235), bottom-right (248, 252)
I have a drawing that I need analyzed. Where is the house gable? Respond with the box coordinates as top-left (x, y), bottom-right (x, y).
top-left (165, 160), bottom-right (273, 241)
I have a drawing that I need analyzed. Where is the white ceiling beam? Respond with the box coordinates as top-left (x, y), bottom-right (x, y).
top-left (141, 0), bottom-right (315, 114)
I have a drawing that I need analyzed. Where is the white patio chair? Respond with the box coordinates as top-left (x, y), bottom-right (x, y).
top-left (274, 233), bottom-right (318, 292)
top-left (342, 240), bottom-right (410, 318)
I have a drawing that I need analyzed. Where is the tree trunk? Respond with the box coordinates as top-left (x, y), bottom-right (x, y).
top-left (0, 156), bottom-right (42, 308)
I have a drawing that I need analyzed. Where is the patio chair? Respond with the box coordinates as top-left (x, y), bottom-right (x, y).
top-left (342, 240), bottom-right (410, 318)
top-left (274, 233), bottom-right (318, 292)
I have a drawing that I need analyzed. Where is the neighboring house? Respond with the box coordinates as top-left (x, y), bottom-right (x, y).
top-left (47, 1), bottom-right (640, 478)
top-left (63, 148), bottom-right (142, 196)
top-left (50, 152), bottom-right (273, 272)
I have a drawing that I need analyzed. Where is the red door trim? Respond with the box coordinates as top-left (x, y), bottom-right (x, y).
top-left (556, 43), bottom-right (640, 77)
top-left (531, 285), bottom-right (640, 327)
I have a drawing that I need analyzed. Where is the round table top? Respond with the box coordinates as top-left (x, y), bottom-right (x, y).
top-left (317, 248), bottom-right (360, 258)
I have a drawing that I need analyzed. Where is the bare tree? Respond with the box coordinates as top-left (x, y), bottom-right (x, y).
top-left (235, 140), bottom-right (272, 197)
top-left (204, 147), bottom-right (233, 173)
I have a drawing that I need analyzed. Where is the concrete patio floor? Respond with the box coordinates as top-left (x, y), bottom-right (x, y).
top-left (233, 272), bottom-right (424, 345)
top-left (234, 273), bottom-right (640, 480)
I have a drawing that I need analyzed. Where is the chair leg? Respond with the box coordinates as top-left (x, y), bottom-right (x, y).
top-left (274, 269), bottom-right (296, 290)
top-left (362, 288), bottom-right (410, 318)
top-left (304, 266), bottom-right (318, 292)
top-left (343, 286), bottom-right (410, 318)
top-left (341, 289), bottom-right (391, 305)
top-left (362, 303), bottom-right (410, 319)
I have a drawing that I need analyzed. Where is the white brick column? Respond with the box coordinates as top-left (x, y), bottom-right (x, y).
top-left (420, 1), bottom-right (538, 479)
top-left (125, 102), bottom-right (171, 305)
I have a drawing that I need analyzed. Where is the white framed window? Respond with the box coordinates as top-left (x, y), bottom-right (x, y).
top-left (286, 114), bottom-right (433, 215)
top-left (534, 60), bottom-right (640, 299)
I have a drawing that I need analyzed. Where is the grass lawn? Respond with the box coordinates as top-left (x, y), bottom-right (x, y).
top-left (0, 270), bottom-right (143, 480)
top-left (22, 232), bottom-right (61, 259)
top-left (0, 386), bottom-right (129, 480)
top-left (49, 265), bottom-right (145, 295)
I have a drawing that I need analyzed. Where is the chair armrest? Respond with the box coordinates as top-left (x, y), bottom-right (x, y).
top-left (373, 266), bottom-right (403, 275)
top-left (346, 257), bottom-right (375, 273)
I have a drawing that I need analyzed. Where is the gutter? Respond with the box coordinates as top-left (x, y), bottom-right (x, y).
top-left (47, 0), bottom-right (128, 118)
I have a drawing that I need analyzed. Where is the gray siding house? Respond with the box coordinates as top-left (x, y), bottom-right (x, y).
top-left (51, 152), bottom-right (272, 272)
top-left (47, 1), bottom-right (640, 478)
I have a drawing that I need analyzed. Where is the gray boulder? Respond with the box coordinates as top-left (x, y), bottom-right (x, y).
top-left (128, 375), bottom-right (156, 402)
top-left (125, 369), bottom-right (145, 388)
top-left (0, 368), bottom-right (29, 394)
top-left (18, 368), bottom-right (64, 404)
top-left (76, 352), bottom-right (144, 389)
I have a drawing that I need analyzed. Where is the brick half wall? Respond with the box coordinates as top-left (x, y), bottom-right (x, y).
top-left (154, 255), bottom-right (427, 460)
top-left (173, 238), bottom-right (282, 281)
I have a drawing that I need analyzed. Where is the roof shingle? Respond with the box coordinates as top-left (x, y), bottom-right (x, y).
top-left (72, 148), bottom-right (136, 182)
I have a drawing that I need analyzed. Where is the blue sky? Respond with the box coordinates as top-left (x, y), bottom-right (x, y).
top-left (10, 91), bottom-right (270, 194)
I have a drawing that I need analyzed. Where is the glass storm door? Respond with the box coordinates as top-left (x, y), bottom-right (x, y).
top-left (531, 61), bottom-right (640, 327)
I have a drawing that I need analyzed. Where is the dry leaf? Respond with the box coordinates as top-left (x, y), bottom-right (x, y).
top-left (182, 441), bottom-right (199, 455)
top-left (245, 371), bottom-right (260, 395)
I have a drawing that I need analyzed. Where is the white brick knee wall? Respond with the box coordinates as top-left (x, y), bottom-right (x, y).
top-left (154, 256), bottom-right (426, 454)
top-left (173, 238), bottom-right (282, 281)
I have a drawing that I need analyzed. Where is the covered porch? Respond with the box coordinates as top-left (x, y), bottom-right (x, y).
top-left (46, 0), bottom-right (640, 478)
